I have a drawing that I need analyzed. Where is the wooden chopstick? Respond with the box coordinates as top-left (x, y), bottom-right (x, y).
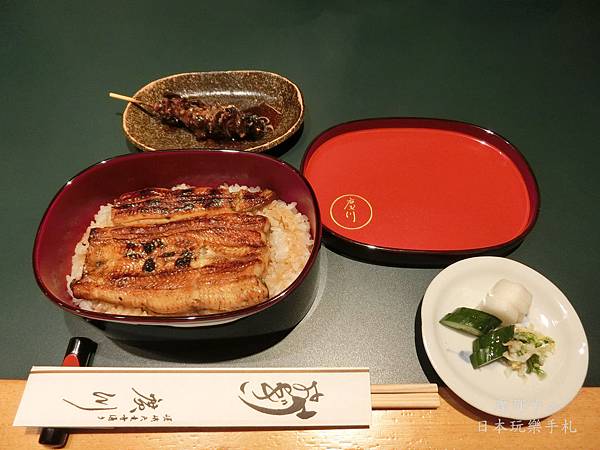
top-left (370, 384), bottom-right (440, 409)
top-left (371, 393), bottom-right (440, 409)
top-left (371, 383), bottom-right (438, 394)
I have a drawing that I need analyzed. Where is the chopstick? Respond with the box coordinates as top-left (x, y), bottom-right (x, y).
top-left (370, 383), bottom-right (440, 409)
top-left (372, 383), bottom-right (438, 394)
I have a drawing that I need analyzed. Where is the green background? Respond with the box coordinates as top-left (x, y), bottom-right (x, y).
top-left (1, 1), bottom-right (598, 385)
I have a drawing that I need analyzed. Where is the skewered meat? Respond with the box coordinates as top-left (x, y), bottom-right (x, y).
top-left (152, 93), bottom-right (272, 141)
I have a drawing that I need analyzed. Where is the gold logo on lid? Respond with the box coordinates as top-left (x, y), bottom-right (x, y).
top-left (330, 194), bottom-right (373, 230)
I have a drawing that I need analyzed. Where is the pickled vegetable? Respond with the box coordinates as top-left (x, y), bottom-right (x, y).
top-left (439, 307), bottom-right (501, 336)
top-left (470, 325), bottom-right (515, 369)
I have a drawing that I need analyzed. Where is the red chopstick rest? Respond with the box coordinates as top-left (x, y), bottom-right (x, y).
top-left (38, 337), bottom-right (97, 448)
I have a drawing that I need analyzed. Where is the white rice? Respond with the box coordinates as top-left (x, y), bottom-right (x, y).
top-left (68, 185), bottom-right (313, 315)
top-left (261, 199), bottom-right (313, 295)
top-left (67, 205), bottom-right (114, 312)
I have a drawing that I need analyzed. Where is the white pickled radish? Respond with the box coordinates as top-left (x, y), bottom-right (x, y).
top-left (481, 279), bottom-right (533, 324)
top-left (481, 296), bottom-right (520, 325)
top-left (488, 279), bottom-right (532, 315)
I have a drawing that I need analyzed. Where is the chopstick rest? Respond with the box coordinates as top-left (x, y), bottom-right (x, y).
top-left (38, 337), bottom-right (97, 448)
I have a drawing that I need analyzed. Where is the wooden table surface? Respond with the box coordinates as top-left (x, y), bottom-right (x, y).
top-left (3, 381), bottom-right (597, 449)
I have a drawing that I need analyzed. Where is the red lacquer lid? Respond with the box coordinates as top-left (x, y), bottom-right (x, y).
top-left (301, 118), bottom-right (539, 265)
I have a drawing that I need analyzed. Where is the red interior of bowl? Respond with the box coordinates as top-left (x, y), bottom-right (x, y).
top-left (302, 119), bottom-right (538, 252)
top-left (33, 150), bottom-right (321, 323)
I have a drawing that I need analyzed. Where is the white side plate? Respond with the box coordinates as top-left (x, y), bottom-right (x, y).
top-left (421, 256), bottom-right (588, 420)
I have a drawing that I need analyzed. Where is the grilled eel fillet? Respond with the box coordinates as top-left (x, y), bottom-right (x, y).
top-left (70, 213), bottom-right (272, 314)
top-left (83, 214), bottom-right (270, 277)
top-left (71, 259), bottom-right (269, 314)
top-left (111, 186), bottom-right (276, 226)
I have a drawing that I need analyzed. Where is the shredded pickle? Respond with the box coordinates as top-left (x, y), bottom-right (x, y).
top-left (502, 325), bottom-right (555, 378)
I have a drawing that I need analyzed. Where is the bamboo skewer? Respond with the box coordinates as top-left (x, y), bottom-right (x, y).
top-left (109, 92), bottom-right (151, 108)
top-left (263, 102), bottom-right (282, 116)
top-left (370, 384), bottom-right (440, 409)
top-left (109, 91), bottom-right (282, 130)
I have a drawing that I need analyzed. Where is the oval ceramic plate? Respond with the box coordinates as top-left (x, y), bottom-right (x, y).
top-left (122, 71), bottom-right (304, 152)
top-left (421, 257), bottom-right (588, 420)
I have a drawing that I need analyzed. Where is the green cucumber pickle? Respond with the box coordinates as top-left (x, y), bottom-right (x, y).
top-left (470, 325), bottom-right (515, 369)
top-left (439, 307), bottom-right (501, 337)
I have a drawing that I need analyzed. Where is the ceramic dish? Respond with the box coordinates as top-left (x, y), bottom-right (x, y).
top-left (121, 71), bottom-right (304, 153)
top-left (302, 119), bottom-right (539, 266)
top-left (33, 150), bottom-right (321, 340)
top-left (421, 256), bottom-right (588, 420)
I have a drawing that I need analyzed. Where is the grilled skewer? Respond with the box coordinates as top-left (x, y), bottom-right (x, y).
top-left (109, 92), bottom-right (273, 141)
